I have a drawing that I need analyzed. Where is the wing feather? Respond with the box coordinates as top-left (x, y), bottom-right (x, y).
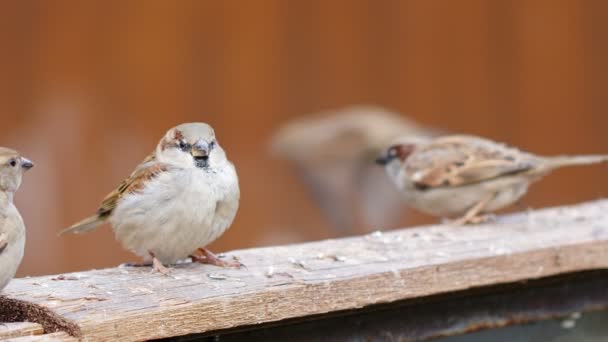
top-left (406, 135), bottom-right (538, 189)
top-left (59, 152), bottom-right (169, 235)
top-left (97, 153), bottom-right (167, 217)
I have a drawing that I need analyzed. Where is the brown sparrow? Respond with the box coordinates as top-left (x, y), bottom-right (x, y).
top-left (271, 105), bottom-right (440, 232)
top-left (0, 148), bottom-right (33, 291)
top-left (376, 134), bottom-right (608, 225)
top-left (60, 123), bottom-right (240, 274)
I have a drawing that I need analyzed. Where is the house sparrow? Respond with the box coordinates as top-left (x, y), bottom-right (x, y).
top-left (60, 123), bottom-right (240, 274)
top-left (271, 105), bottom-right (441, 232)
top-left (376, 134), bottom-right (608, 225)
top-left (0, 148), bottom-right (34, 291)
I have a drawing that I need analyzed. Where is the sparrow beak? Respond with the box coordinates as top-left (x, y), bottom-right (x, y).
top-left (191, 141), bottom-right (209, 168)
top-left (191, 141), bottom-right (209, 158)
top-left (21, 157), bottom-right (34, 170)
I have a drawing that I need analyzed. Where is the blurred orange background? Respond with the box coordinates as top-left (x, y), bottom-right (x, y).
top-left (1, 0), bottom-right (607, 276)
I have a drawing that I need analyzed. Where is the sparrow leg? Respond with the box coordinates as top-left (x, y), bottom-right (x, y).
top-left (466, 213), bottom-right (496, 225)
top-left (191, 248), bottom-right (243, 268)
top-left (451, 193), bottom-right (495, 225)
top-left (148, 251), bottom-right (170, 275)
top-left (152, 258), bottom-right (170, 276)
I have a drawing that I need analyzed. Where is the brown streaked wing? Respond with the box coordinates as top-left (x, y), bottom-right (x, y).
top-left (97, 153), bottom-right (168, 218)
top-left (139, 152), bottom-right (156, 165)
top-left (407, 137), bottom-right (536, 189)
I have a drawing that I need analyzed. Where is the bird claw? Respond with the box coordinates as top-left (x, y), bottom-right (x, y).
top-left (191, 248), bottom-right (245, 268)
top-left (152, 257), bottom-right (171, 276)
top-left (449, 214), bottom-right (495, 226)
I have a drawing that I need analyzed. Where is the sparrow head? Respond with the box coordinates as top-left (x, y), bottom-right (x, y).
top-left (375, 144), bottom-right (416, 180)
top-left (375, 136), bottom-right (429, 166)
top-left (157, 122), bottom-right (228, 169)
top-left (0, 147), bottom-right (33, 193)
top-left (375, 144), bottom-right (411, 165)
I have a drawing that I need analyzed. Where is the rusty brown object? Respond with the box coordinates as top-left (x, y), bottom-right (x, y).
top-left (0, 297), bottom-right (80, 338)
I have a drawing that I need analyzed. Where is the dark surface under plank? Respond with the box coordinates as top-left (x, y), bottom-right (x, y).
top-left (174, 271), bottom-right (607, 342)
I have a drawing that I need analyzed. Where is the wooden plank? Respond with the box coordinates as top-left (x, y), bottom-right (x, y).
top-left (6, 332), bottom-right (77, 342)
top-left (208, 271), bottom-right (608, 341)
top-left (0, 322), bottom-right (43, 339)
top-left (2, 200), bottom-right (608, 341)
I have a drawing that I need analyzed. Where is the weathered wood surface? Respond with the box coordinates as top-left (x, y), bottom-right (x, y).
top-left (2, 200), bottom-right (608, 341)
top-left (210, 271), bottom-right (608, 341)
top-left (0, 322), bottom-right (75, 341)
top-left (0, 322), bottom-right (43, 339)
top-left (6, 332), bottom-right (76, 342)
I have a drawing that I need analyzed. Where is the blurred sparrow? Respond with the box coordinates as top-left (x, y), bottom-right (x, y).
top-left (376, 134), bottom-right (608, 225)
top-left (60, 123), bottom-right (240, 274)
top-left (271, 105), bottom-right (441, 232)
top-left (0, 148), bottom-right (33, 291)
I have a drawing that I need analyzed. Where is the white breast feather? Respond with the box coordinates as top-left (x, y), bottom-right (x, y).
top-left (110, 164), bottom-right (239, 264)
top-left (0, 204), bottom-right (25, 290)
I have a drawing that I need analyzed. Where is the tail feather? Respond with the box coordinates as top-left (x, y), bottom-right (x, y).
top-left (58, 215), bottom-right (104, 236)
top-left (543, 154), bottom-right (608, 171)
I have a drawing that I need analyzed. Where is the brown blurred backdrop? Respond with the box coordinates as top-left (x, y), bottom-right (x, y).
top-left (1, 0), bottom-right (607, 276)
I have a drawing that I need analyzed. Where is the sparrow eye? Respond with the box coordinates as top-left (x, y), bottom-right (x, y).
top-left (8, 159), bottom-right (16, 167)
top-left (178, 141), bottom-right (190, 152)
top-left (209, 141), bottom-right (216, 150)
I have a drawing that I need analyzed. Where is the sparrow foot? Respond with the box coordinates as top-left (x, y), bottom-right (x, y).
top-left (152, 257), bottom-right (170, 276)
top-left (448, 193), bottom-right (496, 225)
top-left (123, 255), bottom-right (170, 275)
top-left (450, 213), bottom-right (495, 225)
top-left (191, 248), bottom-right (244, 268)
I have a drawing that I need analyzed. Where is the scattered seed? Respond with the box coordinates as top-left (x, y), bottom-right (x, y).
top-left (561, 319), bottom-right (576, 329)
top-left (316, 254), bottom-right (346, 262)
top-left (288, 257), bottom-right (309, 270)
top-left (265, 266), bottom-right (275, 277)
top-left (208, 274), bottom-right (228, 280)
top-left (370, 231), bottom-right (383, 238)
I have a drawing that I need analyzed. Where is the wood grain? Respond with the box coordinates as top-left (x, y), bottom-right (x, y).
top-left (0, 322), bottom-right (43, 339)
top-left (6, 332), bottom-right (76, 342)
top-left (2, 200), bottom-right (608, 341)
top-left (0, 322), bottom-right (74, 341)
